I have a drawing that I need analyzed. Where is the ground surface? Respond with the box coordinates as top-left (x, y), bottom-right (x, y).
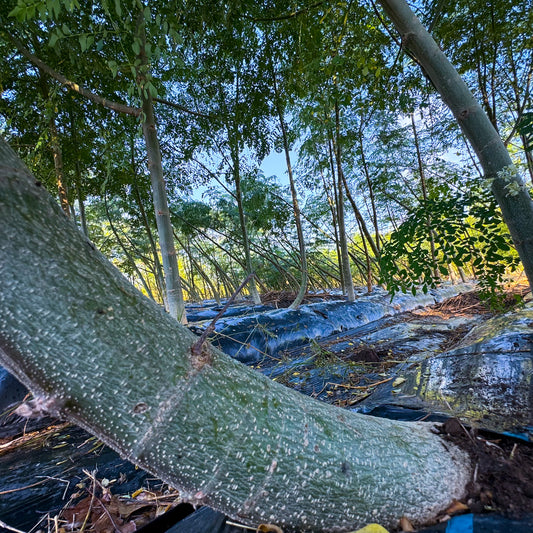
top-left (1, 285), bottom-right (532, 533)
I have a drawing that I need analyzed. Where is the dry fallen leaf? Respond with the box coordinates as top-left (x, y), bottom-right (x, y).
top-left (257, 524), bottom-right (284, 533)
top-left (120, 521), bottom-right (137, 533)
top-left (445, 499), bottom-right (469, 515)
top-left (61, 495), bottom-right (93, 527)
top-left (399, 516), bottom-right (415, 531)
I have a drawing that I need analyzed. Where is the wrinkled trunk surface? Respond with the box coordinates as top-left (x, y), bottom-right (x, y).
top-left (0, 139), bottom-right (471, 531)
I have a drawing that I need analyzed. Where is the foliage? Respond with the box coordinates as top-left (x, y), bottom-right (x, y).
top-left (1, 0), bottom-right (532, 302)
top-left (380, 185), bottom-right (520, 304)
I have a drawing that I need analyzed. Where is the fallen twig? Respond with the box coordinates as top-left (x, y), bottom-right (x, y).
top-left (0, 520), bottom-right (27, 533)
top-left (191, 272), bottom-right (256, 357)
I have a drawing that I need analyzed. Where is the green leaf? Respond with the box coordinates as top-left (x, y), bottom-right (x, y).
top-left (8, 5), bottom-right (22, 20)
top-left (438, 265), bottom-right (449, 276)
top-left (146, 81), bottom-right (157, 98)
top-left (108, 60), bottom-right (118, 78)
top-left (49, 33), bottom-right (59, 48)
top-left (132, 40), bottom-right (141, 56)
top-left (79, 35), bottom-right (87, 52)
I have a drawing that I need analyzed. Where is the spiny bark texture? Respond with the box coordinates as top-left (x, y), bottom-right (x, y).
top-left (0, 139), bottom-right (471, 531)
top-left (378, 0), bottom-right (533, 293)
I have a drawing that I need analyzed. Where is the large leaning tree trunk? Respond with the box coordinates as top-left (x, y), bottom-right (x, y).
top-left (0, 139), bottom-right (471, 531)
top-left (378, 0), bottom-right (533, 293)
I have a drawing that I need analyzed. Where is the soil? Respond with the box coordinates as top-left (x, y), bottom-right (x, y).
top-left (432, 283), bottom-right (531, 316)
top-left (439, 418), bottom-right (533, 518)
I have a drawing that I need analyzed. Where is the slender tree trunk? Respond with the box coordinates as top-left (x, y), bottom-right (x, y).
top-left (411, 113), bottom-right (439, 280)
top-left (74, 161), bottom-right (88, 236)
top-left (36, 73), bottom-right (72, 217)
top-left (271, 66), bottom-right (308, 309)
top-left (333, 103), bottom-right (355, 301)
top-left (339, 166), bottom-right (380, 260)
top-left (140, 94), bottom-right (186, 321)
top-left (378, 0), bottom-right (533, 293)
top-left (0, 138), bottom-right (472, 532)
top-left (175, 233), bottom-right (221, 305)
top-left (231, 145), bottom-right (261, 305)
top-left (49, 118), bottom-right (72, 218)
top-left (104, 191), bottom-right (154, 300)
top-left (130, 160), bottom-right (166, 304)
top-left (67, 106), bottom-right (89, 236)
top-left (355, 216), bottom-right (373, 293)
top-left (46, 114), bottom-right (70, 217)
top-left (358, 128), bottom-right (381, 253)
top-left (137, 18), bottom-right (186, 323)
top-left (321, 161), bottom-right (344, 292)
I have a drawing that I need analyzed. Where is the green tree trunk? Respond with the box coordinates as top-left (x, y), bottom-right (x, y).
top-left (333, 104), bottom-right (355, 301)
top-left (0, 137), bottom-right (471, 531)
top-left (137, 19), bottom-right (186, 323)
top-left (231, 142), bottom-right (262, 305)
top-left (378, 0), bottom-right (533, 293)
top-left (270, 64), bottom-right (308, 309)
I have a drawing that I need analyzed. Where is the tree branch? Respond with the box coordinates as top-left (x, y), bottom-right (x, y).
top-left (7, 33), bottom-right (140, 117)
top-left (154, 97), bottom-right (216, 120)
top-left (252, 1), bottom-right (324, 22)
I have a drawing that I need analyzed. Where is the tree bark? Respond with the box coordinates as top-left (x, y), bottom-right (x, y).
top-left (68, 106), bottom-right (89, 237)
top-left (137, 18), bottom-right (186, 323)
top-left (231, 140), bottom-right (262, 305)
top-left (0, 137), bottom-right (472, 531)
top-left (333, 103), bottom-right (355, 301)
top-left (271, 65), bottom-right (308, 309)
top-left (378, 0), bottom-right (533, 293)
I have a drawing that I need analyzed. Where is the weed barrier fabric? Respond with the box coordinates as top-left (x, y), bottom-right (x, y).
top-left (355, 304), bottom-right (533, 440)
top-left (185, 303), bottom-right (274, 323)
top-left (0, 425), bottom-right (149, 530)
top-left (0, 366), bottom-right (26, 412)
top-left (208, 284), bottom-right (474, 364)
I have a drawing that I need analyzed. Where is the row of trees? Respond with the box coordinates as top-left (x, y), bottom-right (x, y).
top-left (1, 0), bottom-right (532, 318)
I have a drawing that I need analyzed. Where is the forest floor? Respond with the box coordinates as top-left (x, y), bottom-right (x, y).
top-left (1, 283), bottom-right (532, 533)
